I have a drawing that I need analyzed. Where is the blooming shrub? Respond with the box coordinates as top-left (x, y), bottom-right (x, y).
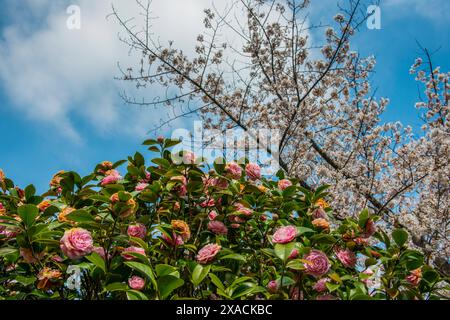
top-left (0, 139), bottom-right (447, 300)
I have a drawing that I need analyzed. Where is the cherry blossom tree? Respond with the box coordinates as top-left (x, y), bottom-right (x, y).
top-left (111, 0), bottom-right (449, 274)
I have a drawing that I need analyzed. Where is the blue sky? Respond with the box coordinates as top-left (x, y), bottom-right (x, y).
top-left (0, 0), bottom-right (449, 192)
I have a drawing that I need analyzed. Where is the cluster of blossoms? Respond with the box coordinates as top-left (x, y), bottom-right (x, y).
top-left (0, 139), bottom-right (446, 300)
top-left (111, 0), bottom-right (449, 273)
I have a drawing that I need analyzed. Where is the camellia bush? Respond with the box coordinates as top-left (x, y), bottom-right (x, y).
top-left (0, 138), bottom-right (447, 300)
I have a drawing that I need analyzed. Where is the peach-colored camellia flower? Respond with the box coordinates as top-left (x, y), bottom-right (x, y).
top-left (303, 250), bottom-right (331, 277)
top-left (245, 163), bottom-right (261, 181)
top-left (171, 220), bottom-right (191, 241)
top-left (208, 210), bottom-right (218, 221)
top-left (37, 268), bottom-right (62, 290)
top-left (110, 193), bottom-right (137, 219)
top-left (122, 246), bottom-right (146, 261)
top-left (182, 151), bottom-right (196, 164)
top-left (50, 170), bottom-right (65, 188)
top-left (335, 248), bottom-right (357, 268)
top-left (208, 221), bottom-right (228, 235)
top-left (196, 243), bottom-right (221, 264)
top-left (278, 179), bottom-right (292, 190)
top-left (135, 182), bottom-right (149, 192)
top-left (312, 218), bottom-right (330, 231)
top-left (272, 225), bottom-right (297, 244)
top-left (37, 200), bottom-right (52, 212)
top-left (315, 198), bottom-right (329, 209)
top-left (406, 268), bottom-right (422, 286)
top-left (267, 280), bottom-right (279, 294)
top-left (58, 207), bottom-right (76, 223)
top-left (225, 162), bottom-right (242, 180)
top-left (97, 161), bottom-right (113, 174)
top-left (128, 276), bottom-right (146, 291)
top-left (127, 223), bottom-right (147, 239)
top-left (313, 278), bottom-right (330, 292)
top-left (60, 228), bottom-right (93, 260)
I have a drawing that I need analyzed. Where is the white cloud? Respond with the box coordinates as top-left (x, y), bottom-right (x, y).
top-left (0, 0), bottom-right (215, 142)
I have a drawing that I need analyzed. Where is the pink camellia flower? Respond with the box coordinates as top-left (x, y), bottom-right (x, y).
top-left (196, 243), bottom-right (221, 264)
top-left (208, 210), bottom-right (218, 221)
top-left (278, 179), bottom-right (292, 190)
top-left (267, 280), bottom-right (279, 294)
top-left (260, 215), bottom-right (267, 222)
top-left (171, 176), bottom-right (188, 197)
top-left (230, 223), bottom-right (241, 229)
top-left (234, 203), bottom-right (253, 216)
top-left (92, 246), bottom-right (107, 260)
top-left (121, 246), bottom-right (146, 261)
top-left (127, 223), bottom-right (147, 239)
top-left (135, 183), bottom-right (149, 192)
top-left (157, 136), bottom-right (165, 143)
top-left (312, 207), bottom-right (327, 220)
top-left (200, 199), bottom-right (216, 208)
top-left (335, 248), bottom-right (357, 268)
top-left (128, 276), bottom-right (146, 291)
top-left (225, 162), bottom-right (242, 180)
top-left (272, 225), bottom-right (297, 244)
top-left (303, 250), bottom-right (331, 277)
top-left (208, 221), bottom-right (228, 236)
top-left (313, 278), bottom-right (330, 293)
top-left (60, 228), bottom-right (94, 260)
top-left (316, 294), bottom-right (338, 300)
top-left (162, 232), bottom-right (184, 246)
top-left (288, 248), bottom-right (299, 259)
top-left (406, 268), bottom-right (422, 286)
top-left (245, 163), bottom-right (261, 181)
top-left (0, 202), bottom-right (5, 214)
top-left (362, 219), bottom-right (377, 238)
top-left (101, 170), bottom-right (122, 186)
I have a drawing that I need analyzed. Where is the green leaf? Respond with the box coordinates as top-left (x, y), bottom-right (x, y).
top-left (24, 185), bottom-right (36, 200)
top-left (105, 282), bottom-right (128, 292)
top-left (392, 229), bottom-right (408, 247)
top-left (15, 275), bottom-right (36, 286)
top-left (209, 273), bottom-right (225, 291)
top-left (192, 264), bottom-right (211, 287)
top-left (152, 158), bottom-right (171, 168)
top-left (274, 242), bottom-right (296, 262)
top-left (66, 210), bottom-right (95, 223)
top-left (219, 253), bottom-right (246, 262)
top-left (358, 208), bottom-right (370, 228)
top-left (286, 259), bottom-right (305, 270)
top-left (157, 275), bottom-right (184, 299)
top-left (155, 264), bottom-right (179, 278)
top-left (126, 290), bottom-right (148, 300)
top-left (296, 227), bottom-right (316, 236)
top-left (124, 262), bottom-right (157, 290)
top-left (18, 204), bottom-right (39, 227)
top-left (326, 282), bottom-right (340, 292)
top-left (85, 252), bottom-right (106, 273)
top-left (0, 247), bottom-right (18, 257)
